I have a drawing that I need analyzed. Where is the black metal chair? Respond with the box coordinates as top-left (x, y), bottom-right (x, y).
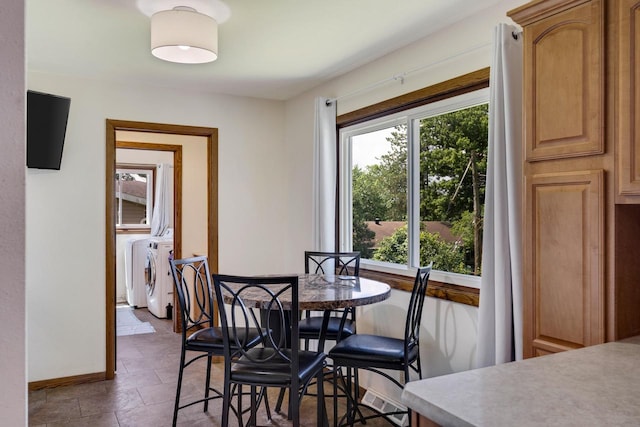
top-left (212, 274), bottom-right (328, 427)
top-left (328, 264), bottom-right (432, 426)
top-left (168, 256), bottom-right (264, 427)
top-left (274, 251), bottom-right (361, 417)
top-left (299, 251), bottom-right (361, 348)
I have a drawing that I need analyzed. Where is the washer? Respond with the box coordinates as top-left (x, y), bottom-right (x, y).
top-left (124, 236), bottom-right (151, 308)
top-left (145, 238), bottom-right (174, 318)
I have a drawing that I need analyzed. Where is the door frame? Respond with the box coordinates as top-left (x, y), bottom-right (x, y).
top-left (105, 119), bottom-right (218, 379)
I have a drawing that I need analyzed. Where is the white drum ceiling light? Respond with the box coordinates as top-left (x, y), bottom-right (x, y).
top-left (138, 0), bottom-right (231, 64)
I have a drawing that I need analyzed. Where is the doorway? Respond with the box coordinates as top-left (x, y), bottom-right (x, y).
top-left (105, 119), bottom-right (218, 379)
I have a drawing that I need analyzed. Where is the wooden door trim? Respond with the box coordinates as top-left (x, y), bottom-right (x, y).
top-left (105, 119), bottom-right (218, 379)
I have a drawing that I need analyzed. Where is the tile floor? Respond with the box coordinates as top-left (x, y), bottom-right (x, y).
top-left (28, 307), bottom-right (391, 426)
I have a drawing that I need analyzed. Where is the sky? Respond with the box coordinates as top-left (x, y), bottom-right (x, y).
top-left (352, 127), bottom-right (394, 168)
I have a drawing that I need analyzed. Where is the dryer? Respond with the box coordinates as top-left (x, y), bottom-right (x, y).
top-left (124, 236), bottom-right (151, 308)
top-left (145, 238), bottom-right (174, 318)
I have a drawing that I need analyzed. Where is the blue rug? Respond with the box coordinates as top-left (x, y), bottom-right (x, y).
top-left (116, 306), bottom-right (156, 336)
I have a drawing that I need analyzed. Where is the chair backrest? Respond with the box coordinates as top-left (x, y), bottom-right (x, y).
top-left (169, 256), bottom-right (215, 338)
top-left (305, 251), bottom-right (360, 276)
top-left (212, 274), bottom-right (300, 367)
top-left (405, 264), bottom-right (432, 351)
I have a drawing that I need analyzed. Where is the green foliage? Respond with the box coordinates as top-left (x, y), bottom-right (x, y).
top-left (420, 104), bottom-right (488, 222)
top-left (352, 166), bottom-right (382, 258)
top-left (373, 225), bottom-right (467, 274)
top-left (352, 166), bottom-right (388, 221)
top-left (375, 127), bottom-right (408, 220)
top-left (352, 218), bottom-right (376, 258)
top-left (351, 103), bottom-right (488, 274)
top-left (451, 210), bottom-right (479, 268)
top-left (372, 225), bottom-right (409, 264)
top-left (419, 229), bottom-right (467, 274)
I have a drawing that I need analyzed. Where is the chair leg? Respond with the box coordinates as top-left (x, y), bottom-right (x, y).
top-left (332, 367), bottom-right (339, 427)
top-left (290, 386), bottom-right (299, 427)
top-left (275, 387), bottom-right (293, 420)
top-left (333, 367), bottom-right (351, 426)
top-left (275, 387), bottom-right (286, 413)
top-left (237, 385), bottom-right (244, 426)
top-left (203, 354), bottom-right (212, 412)
top-left (221, 372), bottom-right (232, 427)
top-left (352, 368), bottom-right (360, 402)
top-left (317, 369), bottom-right (327, 427)
top-left (172, 348), bottom-right (187, 427)
top-left (250, 386), bottom-right (258, 426)
top-left (258, 386), bottom-right (272, 420)
top-left (336, 366), bottom-right (366, 426)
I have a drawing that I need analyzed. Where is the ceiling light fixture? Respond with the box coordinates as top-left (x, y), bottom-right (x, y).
top-left (151, 6), bottom-right (217, 64)
top-left (141, 0), bottom-right (231, 65)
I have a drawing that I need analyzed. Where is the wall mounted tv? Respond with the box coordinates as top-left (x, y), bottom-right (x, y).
top-left (27, 90), bottom-right (71, 170)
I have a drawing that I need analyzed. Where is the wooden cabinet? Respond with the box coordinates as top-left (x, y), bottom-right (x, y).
top-left (617, 0), bottom-right (640, 197)
top-left (411, 412), bottom-right (441, 427)
top-left (521, 0), bottom-right (604, 161)
top-left (524, 170), bottom-right (605, 354)
top-left (510, 0), bottom-right (640, 358)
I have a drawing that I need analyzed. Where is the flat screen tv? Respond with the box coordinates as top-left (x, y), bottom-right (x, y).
top-left (27, 90), bottom-right (71, 170)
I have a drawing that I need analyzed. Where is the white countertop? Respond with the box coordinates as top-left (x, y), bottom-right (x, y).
top-left (401, 336), bottom-right (640, 426)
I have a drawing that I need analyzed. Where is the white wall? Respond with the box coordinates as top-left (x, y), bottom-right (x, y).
top-left (0, 1), bottom-right (26, 424)
top-left (283, 0), bottom-right (525, 397)
top-left (26, 72), bottom-right (287, 382)
top-left (23, 0), bottom-right (527, 387)
top-left (357, 293), bottom-right (478, 403)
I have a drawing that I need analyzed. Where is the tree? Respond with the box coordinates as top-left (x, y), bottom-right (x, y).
top-left (375, 127), bottom-right (408, 221)
top-left (419, 105), bottom-right (488, 220)
top-left (418, 229), bottom-right (467, 274)
top-left (451, 210), bottom-right (480, 273)
top-left (373, 225), bottom-right (467, 273)
top-left (353, 220), bottom-right (376, 258)
top-left (359, 104), bottom-right (488, 273)
top-left (351, 166), bottom-right (385, 257)
top-left (352, 166), bottom-right (388, 220)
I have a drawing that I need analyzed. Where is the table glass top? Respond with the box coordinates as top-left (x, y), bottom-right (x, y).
top-left (220, 274), bottom-right (391, 310)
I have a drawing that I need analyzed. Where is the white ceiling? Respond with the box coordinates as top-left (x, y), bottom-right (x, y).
top-left (26, 0), bottom-right (504, 101)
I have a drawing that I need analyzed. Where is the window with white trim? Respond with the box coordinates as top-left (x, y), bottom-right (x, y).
top-left (339, 88), bottom-right (489, 286)
top-left (115, 166), bottom-right (154, 229)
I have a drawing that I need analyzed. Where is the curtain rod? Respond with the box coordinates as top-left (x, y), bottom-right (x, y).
top-left (326, 41), bottom-right (492, 106)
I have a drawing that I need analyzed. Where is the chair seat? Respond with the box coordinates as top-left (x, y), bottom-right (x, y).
top-left (328, 334), bottom-right (419, 367)
top-left (185, 327), bottom-right (262, 352)
top-left (299, 316), bottom-right (356, 340)
top-left (231, 348), bottom-right (326, 386)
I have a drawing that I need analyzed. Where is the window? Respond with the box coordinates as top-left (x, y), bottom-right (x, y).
top-left (339, 88), bottom-right (489, 286)
top-left (115, 166), bottom-right (154, 229)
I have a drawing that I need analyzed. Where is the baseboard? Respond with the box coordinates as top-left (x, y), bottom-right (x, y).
top-left (28, 372), bottom-right (107, 392)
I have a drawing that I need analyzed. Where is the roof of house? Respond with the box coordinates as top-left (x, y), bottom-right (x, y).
top-left (116, 180), bottom-right (147, 205)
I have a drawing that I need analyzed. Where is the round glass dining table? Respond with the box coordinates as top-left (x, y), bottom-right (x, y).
top-left (224, 273), bottom-right (391, 311)
top-left (219, 274), bottom-right (391, 352)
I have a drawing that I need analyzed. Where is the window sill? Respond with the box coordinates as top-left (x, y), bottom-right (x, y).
top-left (360, 268), bottom-right (479, 307)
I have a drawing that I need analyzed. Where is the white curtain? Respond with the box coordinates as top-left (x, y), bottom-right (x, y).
top-left (312, 97), bottom-right (337, 251)
top-left (476, 23), bottom-right (524, 367)
top-left (150, 163), bottom-right (172, 237)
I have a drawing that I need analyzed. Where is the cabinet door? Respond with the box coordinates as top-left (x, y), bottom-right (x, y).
top-left (617, 0), bottom-right (640, 196)
top-left (522, 0), bottom-right (604, 161)
top-left (523, 170), bottom-right (605, 357)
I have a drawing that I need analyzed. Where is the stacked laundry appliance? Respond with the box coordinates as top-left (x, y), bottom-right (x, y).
top-left (144, 231), bottom-right (174, 318)
top-left (124, 235), bottom-right (152, 308)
